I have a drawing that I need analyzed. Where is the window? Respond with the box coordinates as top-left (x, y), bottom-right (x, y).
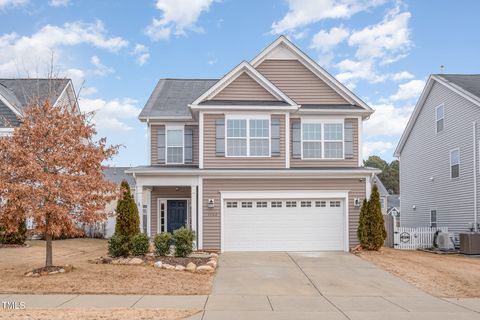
top-left (226, 202), bottom-right (238, 208)
top-left (271, 201), bottom-right (282, 208)
top-left (166, 127), bottom-right (184, 164)
top-left (286, 201), bottom-right (297, 207)
top-left (226, 118), bottom-right (270, 157)
top-left (241, 201), bottom-right (252, 208)
top-left (430, 209), bottom-right (437, 228)
top-left (302, 121), bottom-right (344, 159)
top-left (436, 105), bottom-right (444, 133)
top-left (450, 149), bottom-right (460, 178)
top-left (380, 198), bottom-right (385, 209)
top-left (330, 201), bottom-right (341, 207)
top-left (315, 201), bottom-right (326, 207)
top-left (300, 201), bottom-right (312, 207)
top-left (256, 201), bottom-right (268, 208)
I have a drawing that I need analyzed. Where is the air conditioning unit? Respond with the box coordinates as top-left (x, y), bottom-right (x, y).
top-left (460, 233), bottom-right (480, 254)
top-left (437, 232), bottom-right (454, 251)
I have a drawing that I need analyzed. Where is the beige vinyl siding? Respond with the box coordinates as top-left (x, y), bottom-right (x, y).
top-left (202, 178), bottom-right (366, 250)
top-left (290, 118), bottom-right (359, 167)
top-left (256, 59), bottom-right (348, 105)
top-left (150, 186), bottom-right (191, 236)
top-left (211, 73), bottom-right (278, 101)
top-left (203, 113), bottom-right (286, 168)
top-left (150, 124), bottom-right (198, 166)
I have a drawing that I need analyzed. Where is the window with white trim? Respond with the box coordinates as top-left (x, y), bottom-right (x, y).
top-left (241, 201), bottom-right (253, 208)
top-left (450, 149), bottom-right (460, 179)
top-left (226, 118), bottom-right (270, 157)
top-left (430, 209), bottom-right (437, 228)
top-left (315, 201), bottom-right (326, 207)
top-left (226, 201), bottom-right (237, 208)
top-left (271, 201), bottom-right (282, 208)
top-left (436, 105), bottom-right (444, 133)
top-left (302, 121), bottom-right (344, 159)
top-left (286, 201), bottom-right (297, 207)
top-left (256, 201), bottom-right (268, 208)
top-left (166, 126), bottom-right (184, 164)
top-left (330, 201), bottom-right (341, 207)
top-left (300, 201), bottom-right (312, 207)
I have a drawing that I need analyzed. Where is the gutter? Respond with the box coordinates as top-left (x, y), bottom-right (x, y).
top-left (474, 121), bottom-right (478, 232)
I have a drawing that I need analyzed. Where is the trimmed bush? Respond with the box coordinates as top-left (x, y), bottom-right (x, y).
top-left (0, 220), bottom-right (27, 245)
top-left (154, 232), bottom-right (172, 256)
top-left (357, 184), bottom-right (387, 250)
top-left (115, 180), bottom-right (140, 238)
top-left (173, 227), bottom-right (195, 257)
top-left (131, 233), bottom-right (150, 256)
top-left (108, 234), bottom-right (132, 257)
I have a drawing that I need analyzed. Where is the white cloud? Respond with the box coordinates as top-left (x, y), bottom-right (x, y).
top-left (131, 44), bottom-right (150, 65)
top-left (310, 26), bottom-right (349, 65)
top-left (145, 0), bottom-right (215, 41)
top-left (363, 140), bottom-right (394, 158)
top-left (271, 0), bottom-right (385, 34)
top-left (391, 71), bottom-right (414, 81)
top-left (0, 0), bottom-right (27, 9)
top-left (336, 59), bottom-right (386, 85)
top-left (49, 0), bottom-right (69, 7)
top-left (79, 98), bottom-right (141, 131)
top-left (364, 103), bottom-right (413, 137)
top-left (90, 55), bottom-right (114, 76)
top-left (388, 79), bottom-right (425, 101)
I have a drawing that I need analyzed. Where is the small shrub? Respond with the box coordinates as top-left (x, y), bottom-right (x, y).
top-left (131, 233), bottom-right (150, 256)
top-left (357, 184), bottom-right (386, 251)
top-left (108, 234), bottom-right (132, 257)
top-left (115, 180), bottom-right (140, 238)
top-left (154, 232), bottom-right (172, 256)
top-left (173, 227), bottom-right (195, 257)
top-left (0, 220), bottom-right (27, 245)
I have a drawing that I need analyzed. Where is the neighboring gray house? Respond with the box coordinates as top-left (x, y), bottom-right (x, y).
top-left (373, 175), bottom-right (389, 214)
top-left (395, 74), bottom-right (480, 238)
top-left (0, 78), bottom-right (77, 135)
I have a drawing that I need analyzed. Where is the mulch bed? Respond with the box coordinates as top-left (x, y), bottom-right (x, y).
top-left (154, 256), bottom-right (210, 267)
top-left (25, 265), bottom-right (74, 277)
top-left (0, 243), bottom-right (28, 248)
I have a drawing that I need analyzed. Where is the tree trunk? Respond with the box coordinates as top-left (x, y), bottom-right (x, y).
top-left (45, 233), bottom-right (53, 267)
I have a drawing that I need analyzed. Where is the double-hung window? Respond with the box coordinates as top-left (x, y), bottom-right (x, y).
top-left (166, 126), bottom-right (184, 164)
top-left (302, 120), bottom-right (344, 159)
top-left (226, 117), bottom-right (270, 157)
top-left (436, 104), bottom-right (444, 133)
top-left (450, 148), bottom-right (460, 179)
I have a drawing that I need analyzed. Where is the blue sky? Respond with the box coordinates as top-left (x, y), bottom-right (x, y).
top-left (1, 0), bottom-right (479, 166)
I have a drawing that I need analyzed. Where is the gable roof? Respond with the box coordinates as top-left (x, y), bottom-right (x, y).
top-left (250, 36), bottom-right (373, 113)
top-left (395, 74), bottom-right (480, 156)
top-left (139, 79), bottom-right (218, 121)
top-left (191, 61), bottom-right (297, 108)
top-left (103, 166), bottom-right (135, 187)
top-left (387, 194), bottom-right (400, 209)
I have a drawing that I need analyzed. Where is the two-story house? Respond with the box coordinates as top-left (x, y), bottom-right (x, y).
top-left (395, 74), bottom-right (480, 238)
top-left (128, 36), bottom-right (379, 252)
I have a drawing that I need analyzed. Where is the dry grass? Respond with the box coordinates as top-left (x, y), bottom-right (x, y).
top-left (0, 239), bottom-right (213, 295)
top-left (358, 247), bottom-right (480, 297)
top-left (0, 309), bottom-right (199, 320)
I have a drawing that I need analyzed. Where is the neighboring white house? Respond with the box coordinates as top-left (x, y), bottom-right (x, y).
top-left (395, 74), bottom-right (480, 239)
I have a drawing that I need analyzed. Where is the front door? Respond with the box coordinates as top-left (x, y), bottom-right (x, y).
top-left (167, 200), bottom-right (187, 233)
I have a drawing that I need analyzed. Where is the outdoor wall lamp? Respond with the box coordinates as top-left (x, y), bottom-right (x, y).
top-left (207, 199), bottom-right (215, 208)
top-left (353, 198), bottom-right (361, 207)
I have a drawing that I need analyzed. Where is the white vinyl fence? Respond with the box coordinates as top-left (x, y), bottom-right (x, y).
top-left (394, 227), bottom-right (448, 250)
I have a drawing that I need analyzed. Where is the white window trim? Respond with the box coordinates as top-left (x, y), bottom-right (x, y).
top-left (450, 147), bottom-right (460, 179)
top-left (166, 125), bottom-right (185, 164)
top-left (436, 104), bottom-right (445, 133)
top-left (225, 115), bottom-right (271, 158)
top-left (301, 119), bottom-right (345, 160)
top-left (430, 208), bottom-right (437, 228)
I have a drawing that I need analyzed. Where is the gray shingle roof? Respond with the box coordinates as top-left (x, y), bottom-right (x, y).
top-left (387, 194), bottom-right (400, 210)
top-left (436, 74), bottom-right (480, 100)
top-left (139, 79), bottom-right (218, 120)
top-left (103, 167), bottom-right (135, 187)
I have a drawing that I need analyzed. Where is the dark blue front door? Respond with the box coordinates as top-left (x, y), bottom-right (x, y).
top-left (167, 200), bottom-right (187, 233)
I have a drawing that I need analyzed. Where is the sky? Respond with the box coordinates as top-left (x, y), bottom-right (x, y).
top-left (1, 0), bottom-right (479, 166)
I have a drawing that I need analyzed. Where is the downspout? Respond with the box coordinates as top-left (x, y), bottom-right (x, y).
top-left (474, 121), bottom-right (478, 232)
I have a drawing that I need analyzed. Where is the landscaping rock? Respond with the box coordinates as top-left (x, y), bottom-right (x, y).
top-left (196, 265), bottom-right (214, 274)
top-left (59, 268), bottom-right (65, 273)
top-left (49, 271), bottom-right (59, 275)
top-left (206, 259), bottom-right (217, 268)
top-left (209, 253), bottom-right (219, 259)
top-left (32, 273), bottom-right (40, 278)
top-left (154, 261), bottom-right (163, 268)
top-left (25, 272), bottom-right (33, 277)
top-left (63, 265), bottom-right (74, 272)
top-left (129, 258), bottom-right (144, 265)
top-left (162, 263), bottom-right (175, 270)
top-left (186, 262), bottom-right (196, 273)
top-left (175, 265), bottom-right (186, 271)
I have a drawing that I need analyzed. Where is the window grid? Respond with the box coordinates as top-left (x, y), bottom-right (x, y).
top-left (256, 201), bottom-right (268, 208)
top-left (450, 149), bottom-right (460, 179)
top-left (330, 201), bottom-right (341, 207)
top-left (226, 201), bottom-right (238, 208)
top-left (226, 118), bottom-right (270, 157)
top-left (430, 209), bottom-right (437, 228)
top-left (286, 201), bottom-right (297, 207)
top-left (300, 201), bottom-right (312, 207)
top-left (241, 201), bottom-right (253, 208)
top-left (315, 201), bottom-right (326, 207)
top-left (271, 201), bottom-right (282, 208)
top-left (436, 105), bottom-right (444, 133)
top-left (166, 127), bottom-right (184, 164)
top-left (302, 121), bottom-right (344, 159)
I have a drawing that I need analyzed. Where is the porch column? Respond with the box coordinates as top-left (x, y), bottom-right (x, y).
top-left (191, 185), bottom-right (197, 248)
top-left (146, 188), bottom-right (152, 237)
top-left (136, 185), bottom-right (145, 235)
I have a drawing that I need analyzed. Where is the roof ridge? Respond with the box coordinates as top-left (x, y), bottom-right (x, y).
top-left (0, 78), bottom-right (70, 80)
top-left (160, 78), bottom-right (219, 81)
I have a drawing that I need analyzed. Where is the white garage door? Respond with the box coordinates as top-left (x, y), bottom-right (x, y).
top-left (223, 198), bottom-right (345, 251)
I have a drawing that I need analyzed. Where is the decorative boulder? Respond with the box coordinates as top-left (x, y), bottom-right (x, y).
top-left (162, 263), bottom-right (175, 270)
top-left (186, 262), bottom-right (196, 273)
top-left (209, 253), bottom-right (219, 259)
top-left (154, 261), bottom-right (163, 268)
top-left (175, 265), bottom-right (186, 271)
top-left (196, 265), bottom-right (214, 274)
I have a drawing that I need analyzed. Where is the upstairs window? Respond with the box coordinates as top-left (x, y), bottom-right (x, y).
top-left (226, 118), bottom-right (270, 157)
top-left (302, 121), bottom-right (344, 159)
top-left (302, 123), bottom-right (322, 159)
top-left (249, 119), bottom-right (270, 156)
top-left (166, 126), bottom-right (184, 164)
top-left (324, 123), bottom-right (344, 159)
top-left (436, 105), bottom-right (444, 133)
top-left (226, 119), bottom-right (247, 156)
top-left (450, 149), bottom-right (460, 178)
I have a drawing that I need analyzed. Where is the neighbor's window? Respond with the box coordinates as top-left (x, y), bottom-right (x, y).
top-left (166, 127), bottom-right (184, 164)
top-left (436, 105), bottom-right (444, 133)
top-left (226, 118), bottom-right (269, 156)
top-left (430, 209), bottom-right (437, 228)
top-left (380, 198), bottom-right (385, 209)
top-left (450, 149), bottom-right (460, 178)
top-left (302, 121), bottom-right (344, 159)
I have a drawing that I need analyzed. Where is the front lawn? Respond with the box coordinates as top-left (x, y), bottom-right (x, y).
top-left (357, 247), bottom-right (480, 297)
top-left (0, 239), bottom-right (213, 295)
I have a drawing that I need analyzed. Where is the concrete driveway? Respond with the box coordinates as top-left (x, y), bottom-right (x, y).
top-left (195, 251), bottom-right (480, 320)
